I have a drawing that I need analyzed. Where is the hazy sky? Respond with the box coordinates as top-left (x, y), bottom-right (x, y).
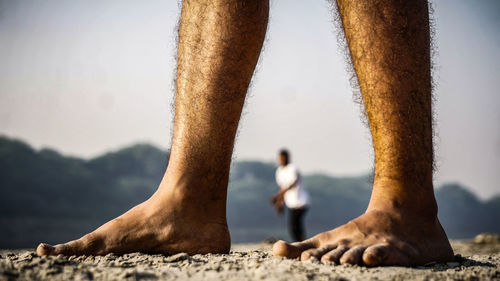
top-left (1, 0), bottom-right (499, 199)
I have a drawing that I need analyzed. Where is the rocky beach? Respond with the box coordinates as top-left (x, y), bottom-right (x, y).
top-left (1, 238), bottom-right (499, 281)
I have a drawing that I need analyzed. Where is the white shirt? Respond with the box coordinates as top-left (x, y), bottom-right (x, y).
top-left (275, 163), bottom-right (310, 209)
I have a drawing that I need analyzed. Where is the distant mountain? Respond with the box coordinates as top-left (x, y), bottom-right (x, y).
top-left (0, 135), bottom-right (499, 248)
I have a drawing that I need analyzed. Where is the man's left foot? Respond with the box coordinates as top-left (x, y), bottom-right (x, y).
top-left (272, 208), bottom-right (454, 266)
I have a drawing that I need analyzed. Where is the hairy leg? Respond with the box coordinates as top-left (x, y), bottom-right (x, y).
top-left (37, 0), bottom-right (268, 256)
top-left (273, 0), bottom-right (454, 266)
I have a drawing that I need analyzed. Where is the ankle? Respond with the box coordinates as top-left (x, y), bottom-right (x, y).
top-left (160, 161), bottom-right (229, 195)
top-left (368, 177), bottom-right (438, 219)
top-left (153, 169), bottom-right (228, 222)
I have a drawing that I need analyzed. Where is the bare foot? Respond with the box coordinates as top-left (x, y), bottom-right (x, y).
top-left (272, 208), bottom-right (454, 266)
top-left (36, 184), bottom-right (230, 256)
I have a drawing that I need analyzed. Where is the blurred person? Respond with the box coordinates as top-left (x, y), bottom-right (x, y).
top-left (271, 149), bottom-right (310, 242)
top-left (37, 0), bottom-right (454, 266)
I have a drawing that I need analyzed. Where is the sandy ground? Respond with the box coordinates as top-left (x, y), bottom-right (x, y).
top-left (1, 240), bottom-right (499, 281)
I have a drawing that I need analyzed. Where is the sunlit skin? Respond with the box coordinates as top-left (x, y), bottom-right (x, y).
top-left (273, 0), bottom-right (453, 266)
top-left (36, 0), bottom-right (268, 256)
top-left (37, 0), bottom-right (454, 266)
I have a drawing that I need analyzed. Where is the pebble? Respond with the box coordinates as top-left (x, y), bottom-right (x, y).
top-left (165, 253), bottom-right (190, 263)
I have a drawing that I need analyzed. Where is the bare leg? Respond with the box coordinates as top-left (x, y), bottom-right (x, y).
top-left (273, 0), bottom-right (454, 266)
top-left (36, 0), bottom-right (268, 256)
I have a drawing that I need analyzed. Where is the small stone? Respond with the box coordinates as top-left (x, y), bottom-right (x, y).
top-left (74, 271), bottom-right (93, 281)
top-left (164, 253), bottom-right (190, 263)
top-left (474, 233), bottom-right (500, 244)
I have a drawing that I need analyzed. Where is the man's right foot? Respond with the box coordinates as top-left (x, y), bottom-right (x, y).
top-left (36, 182), bottom-right (230, 256)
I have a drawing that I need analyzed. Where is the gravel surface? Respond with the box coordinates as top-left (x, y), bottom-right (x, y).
top-left (1, 240), bottom-right (499, 281)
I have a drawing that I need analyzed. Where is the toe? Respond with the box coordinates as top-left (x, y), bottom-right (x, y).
top-left (36, 241), bottom-right (79, 256)
top-left (37, 233), bottom-right (103, 256)
top-left (339, 245), bottom-right (366, 265)
top-left (362, 243), bottom-right (412, 266)
top-left (51, 239), bottom-right (84, 256)
top-left (382, 246), bottom-right (411, 266)
top-left (36, 243), bottom-right (55, 256)
top-left (382, 251), bottom-right (410, 266)
top-left (300, 245), bottom-right (336, 261)
top-left (362, 244), bottom-right (388, 266)
top-left (320, 245), bottom-right (349, 263)
top-left (273, 239), bottom-right (317, 258)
